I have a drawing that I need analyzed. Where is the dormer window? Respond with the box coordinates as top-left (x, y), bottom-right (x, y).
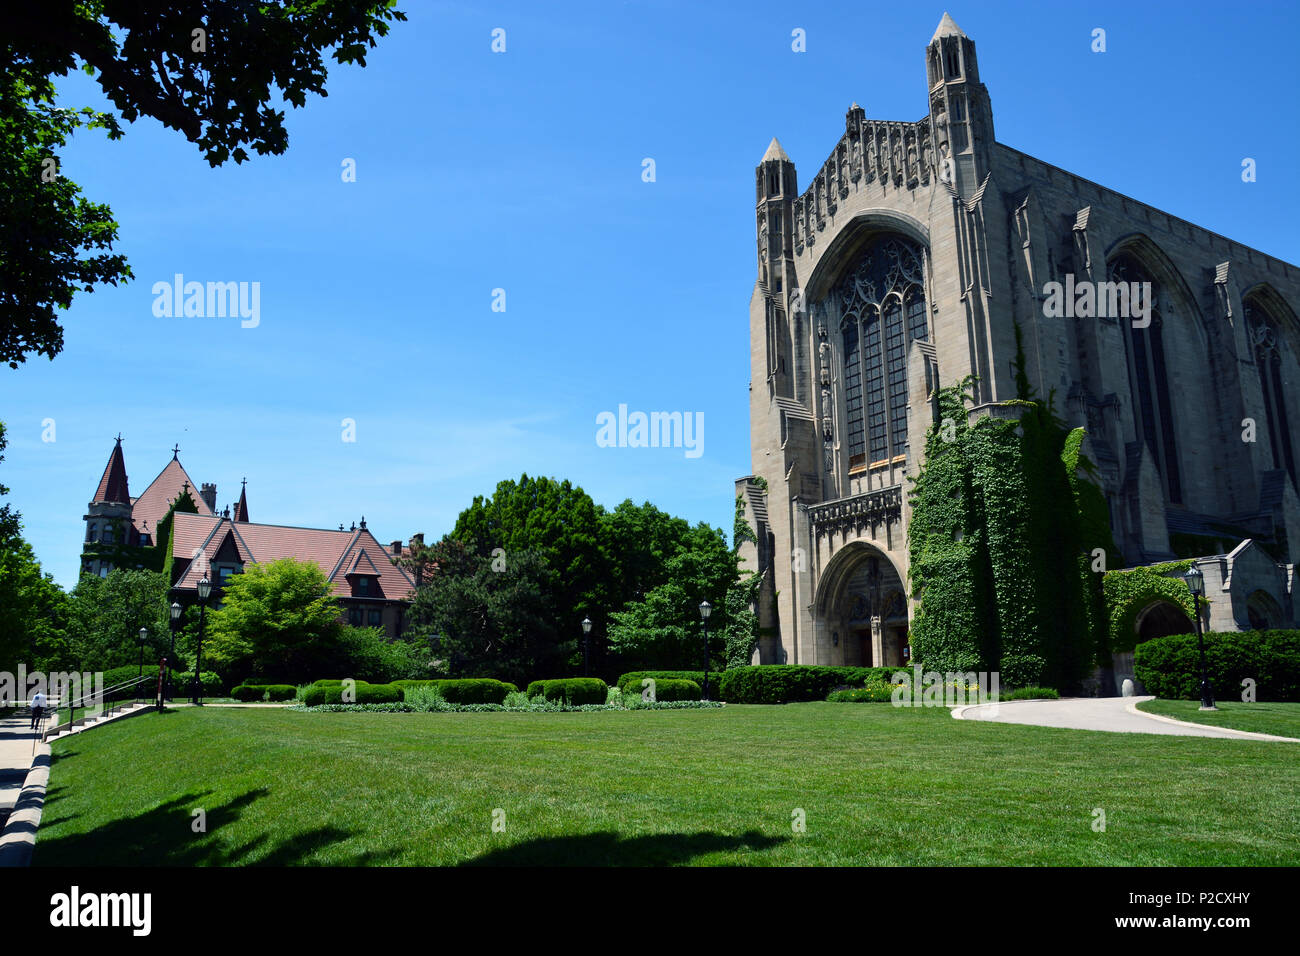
top-left (356, 576), bottom-right (370, 595)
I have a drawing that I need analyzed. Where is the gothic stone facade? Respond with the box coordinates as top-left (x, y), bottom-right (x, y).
top-left (735, 15), bottom-right (1300, 680)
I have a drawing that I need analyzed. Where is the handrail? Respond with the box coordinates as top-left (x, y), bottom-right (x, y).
top-left (60, 673), bottom-right (154, 711)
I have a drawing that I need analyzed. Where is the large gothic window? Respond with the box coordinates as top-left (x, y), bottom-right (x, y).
top-left (1246, 300), bottom-right (1297, 488)
top-left (836, 236), bottom-right (928, 471)
top-left (1110, 254), bottom-right (1183, 504)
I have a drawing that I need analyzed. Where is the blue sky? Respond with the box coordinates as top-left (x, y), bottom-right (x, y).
top-left (3, 0), bottom-right (1297, 589)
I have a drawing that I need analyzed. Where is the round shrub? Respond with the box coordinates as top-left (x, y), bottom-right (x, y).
top-left (302, 681), bottom-right (403, 706)
top-left (647, 678), bottom-right (700, 701)
top-left (617, 671), bottom-right (719, 697)
top-left (231, 684), bottom-right (298, 702)
top-left (529, 678), bottom-right (608, 706)
top-left (1134, 630), bottom-right (1300, 702)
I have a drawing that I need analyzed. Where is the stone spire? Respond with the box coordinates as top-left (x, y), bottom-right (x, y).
top-left (930, 12), bottom-right (966, 43)
top-left (93, 435), bottom-right (131, 505)
top-left (233, 478), bottom-right (249, 523)
top-left (761, 137), bottom-right (790, 163)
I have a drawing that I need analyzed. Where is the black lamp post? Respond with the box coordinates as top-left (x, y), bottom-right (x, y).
top-left (699, 600), bottom-right (712, 701)
top-left (137, 627), bottom-right (147, 701)
top-left (168, 601), bottom-right (182, 702)
top-left (1183, 565), bottom-right (1216, 711)
top-left (193, 576), bottom-right (211, 705)
top-left (581, 617), bottom-right (592, 677)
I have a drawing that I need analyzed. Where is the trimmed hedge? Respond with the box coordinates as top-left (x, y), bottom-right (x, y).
top-left (391, 679), bottom-right (517, 705)
top-left (301, 681), bottom-right (403, 706)
top-left (525, 678), bottom-right (608, 706)
top-left (646, 678), bottom-right (700, 702)
top-left (1001, 687), bottom-right (1060, 701)
top-left (231, 684), bottom-right (298, 702)
top-left (616, 671), bottom-right (722, 697)
top-left (1134, 630), bottom-right (1300, 702)
top-left (718, 666), bottom-right (904, 704)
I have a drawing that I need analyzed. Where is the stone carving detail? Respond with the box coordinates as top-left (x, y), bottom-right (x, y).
top-left (808, 487), bottom-right (903, 538)
top-left (783, 116), bottom-right (934, 255)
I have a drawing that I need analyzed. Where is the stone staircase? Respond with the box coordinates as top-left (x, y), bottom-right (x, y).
top-left (43, 699), bottom-right (153, 742)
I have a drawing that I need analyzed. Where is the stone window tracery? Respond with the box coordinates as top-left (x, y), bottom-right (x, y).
top-left (1246, 302), bottom-right (1297, 487)
top-left (834, 236), bottom-right (929, 470)
top-left (1110, 253), bottom-right (1183, 504)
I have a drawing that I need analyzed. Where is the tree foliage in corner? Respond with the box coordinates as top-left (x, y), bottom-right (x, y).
top-left (0, 0), bottom-right (406, 367)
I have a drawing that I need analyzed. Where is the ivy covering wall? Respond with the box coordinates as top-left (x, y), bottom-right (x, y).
top-left (908, 367), bottom-right (1116, 690)
top-left (1101, 560), bottom-right (1196, 654)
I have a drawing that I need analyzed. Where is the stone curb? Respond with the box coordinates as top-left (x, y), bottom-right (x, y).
top-left (1124, 698), bottom-right (1300, 743)
top-left (950, 697), bottom-right (1049, 720)
top-left (0, 750), bottom-right (49, 867)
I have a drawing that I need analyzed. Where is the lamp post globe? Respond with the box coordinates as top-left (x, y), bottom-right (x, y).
top-left (1182, 565), bottom-right (1215, 711)
top-left (194, 577), bottom-right (212, 705)
top-left (137, 627), bottom-right (147, 698)
top-left (698, 600), bottom-right (712, 701)
top-left (167, 601), bottom-right (182, 703)
top-left (581, 617), bottom-right (593, 677)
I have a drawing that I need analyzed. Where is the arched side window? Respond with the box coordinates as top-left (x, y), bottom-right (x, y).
top-left (836, 237), bottom-right (928, 472)
top-left (1246, 300), bottom-right (1297, 488)
top-left (1110, 254), bottom-right (1182, 504)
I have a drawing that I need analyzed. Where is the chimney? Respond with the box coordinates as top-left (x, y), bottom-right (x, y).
top-left (199, 482), bottom-right (217, 512)
top-left (412, 532), bottom-right (425, 546)
top-left (390, 540), bottom-right (402, 556)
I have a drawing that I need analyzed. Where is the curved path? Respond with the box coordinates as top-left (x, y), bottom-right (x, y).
top-left (952, 695), bottom-right (1299, 742)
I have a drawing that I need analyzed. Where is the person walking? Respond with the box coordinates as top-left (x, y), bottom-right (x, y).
top-left (29, 690), bottom-right (46, 731)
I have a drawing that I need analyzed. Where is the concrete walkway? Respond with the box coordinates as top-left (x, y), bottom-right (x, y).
top-left (0, 711), bottom-right (58, 865)
top-left (952, 695), bottom-right (1299, 742)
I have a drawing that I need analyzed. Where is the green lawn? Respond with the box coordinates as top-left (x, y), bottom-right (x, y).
top-left (1137, 699), bottom-right (1300, 739)
top-left (34, 703), bottom-right (1300, 866)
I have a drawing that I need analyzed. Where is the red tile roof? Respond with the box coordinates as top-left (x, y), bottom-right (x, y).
top-left (171, 513), bottom-right (415, 601)
top-left (92, 439), bottom-right (131, 505)
top-left (130, 458), bottom-right (214, 536)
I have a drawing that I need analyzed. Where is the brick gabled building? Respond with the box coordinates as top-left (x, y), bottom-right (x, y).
top-left (170, 512), bottom-right (415, 638)
top-left (81, 438), bottom-right (416, 638)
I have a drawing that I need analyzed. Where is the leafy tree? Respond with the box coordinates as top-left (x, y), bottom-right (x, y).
top-left (205, 557), bottom-right (342, 682)
top-left (65, 568), bottom-right (171, 670)
top-left (330, 625), bottom-right (431, 683)
top-left (406, 540), bottom-right (562, 686)
top-left (605, 522), bottom-right (736, 672)
top-left (453, 473), bottom-right (605, 630)
top-left (0, 421), bottom-right (72, 671)
top-left (0, 0), bottom-right (406, 367)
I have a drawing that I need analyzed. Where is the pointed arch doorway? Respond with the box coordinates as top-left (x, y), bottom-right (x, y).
top-left (815, 542), bottom-right (909, 667)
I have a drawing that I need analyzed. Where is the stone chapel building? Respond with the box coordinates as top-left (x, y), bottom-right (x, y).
top-left (735, 14), bottom-right (1300, 680)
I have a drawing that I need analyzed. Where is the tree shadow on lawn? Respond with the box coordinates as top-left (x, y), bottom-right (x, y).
top-left (460, 829), bottom-right (788, 866)
top-left (36, 786), bottom-right (399, 867)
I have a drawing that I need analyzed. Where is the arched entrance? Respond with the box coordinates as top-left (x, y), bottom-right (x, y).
top-left (1112, 599), bottom-right (1195, 695)
top-left (1135, 600), bottom-right (1194, 643)
top-left (815, 542), bottom-right (908, 667)
top-left (1246, 589), bottom-right (1283, 631)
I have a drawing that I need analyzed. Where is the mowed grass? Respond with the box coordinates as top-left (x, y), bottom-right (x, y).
top-left (34, 703), bottom-right (1300, 866)
top-left (1137, 699), bottom-right (1300, 739)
